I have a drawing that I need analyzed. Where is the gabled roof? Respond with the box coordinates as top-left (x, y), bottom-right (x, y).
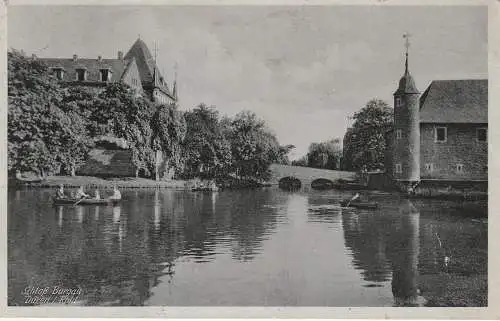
top-left (39, 58), bottom-right (129, 83)
top-left (419, 79), bottom-right (488, 123)
top-left (124, 38), bottom-right (174, 99)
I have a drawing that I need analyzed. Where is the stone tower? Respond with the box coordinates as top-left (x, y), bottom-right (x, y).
top-left (393, 34), bottom-right (420, 189)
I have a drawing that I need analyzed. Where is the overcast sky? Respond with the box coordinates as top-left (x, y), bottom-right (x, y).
top-left (8, 5), bottom-right (487, 159)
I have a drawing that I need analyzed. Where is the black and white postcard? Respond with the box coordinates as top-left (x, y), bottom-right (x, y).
top-left (1, 0), bottom-right (498, 319)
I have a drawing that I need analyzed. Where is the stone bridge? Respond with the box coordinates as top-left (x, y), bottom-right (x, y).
top-left (268, 164), bottom-right (357, 188)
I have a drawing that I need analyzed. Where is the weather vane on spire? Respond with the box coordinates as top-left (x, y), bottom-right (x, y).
top-left (403, 32), bottom-right (411, 55)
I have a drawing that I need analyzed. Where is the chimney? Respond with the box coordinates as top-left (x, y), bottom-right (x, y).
top-left (97, 55), bottom-right (102, 62)
top-left (118, 51), bottom-right (123, 60)
top-left (72, 54), bottom-right (78, 62)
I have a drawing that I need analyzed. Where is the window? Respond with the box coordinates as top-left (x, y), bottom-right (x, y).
top-left (435, 126), bottom-right (447, 142)
top-left (456, 163), bottom-right (464, 173)
top-left (75, 68), bottom-right (86, 81)
top-left (477, 128), bottom-right (487, 142)
top-left (396, 129), bottom-right (403, 140)
top-left (100, 69), bottom-right (111, 82)
top-left (51, 68), bottom-right (64, 80)
top-left (394, 163), bottom-right (402, 174)
top-left (425, 163), bottom-right (434, 172)
top-left (395, 97), bottom-right (402, 107)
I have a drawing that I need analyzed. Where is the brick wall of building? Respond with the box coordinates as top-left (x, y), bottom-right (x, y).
top-left (420, 123), bottom-right (487, 180)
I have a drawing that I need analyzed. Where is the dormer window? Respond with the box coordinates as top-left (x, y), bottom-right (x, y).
top-left (75, 68), bottom-right (86, 81)
top-left (100, 69), bottom-right (112, 82)
top-left (51, 68), bottom-right (64, 80)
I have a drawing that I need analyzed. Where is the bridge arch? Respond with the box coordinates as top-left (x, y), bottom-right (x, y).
top-left (278, 176), bottom-right (302, 190)
top-left (311, 178), bottom-right (335, 190)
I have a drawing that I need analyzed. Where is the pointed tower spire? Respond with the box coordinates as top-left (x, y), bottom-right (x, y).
top-left (403, 32), bottom-right (411, 74)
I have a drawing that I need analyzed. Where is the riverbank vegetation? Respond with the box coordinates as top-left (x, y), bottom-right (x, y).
top-left (291, 138), bottom-right (342, 170)
top-left (342, 99), bottom-right (393, 171)
top-left (8, 49), bottom-right (291, 186)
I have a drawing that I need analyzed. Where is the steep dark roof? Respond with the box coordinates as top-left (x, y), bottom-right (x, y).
top-left (419, 79), bottom-right (488, 123)
top-left (124, 38), bottom-right (174, 99)
top-left (39, 58), bottom-right (129, 83)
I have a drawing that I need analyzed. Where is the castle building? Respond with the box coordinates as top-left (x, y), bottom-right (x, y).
top-left (36, 38), bottom-right (179, 179)
top-left (38, 38), bottom-right (178, 105)
top-left (385, 40), bottom-right (488, 190)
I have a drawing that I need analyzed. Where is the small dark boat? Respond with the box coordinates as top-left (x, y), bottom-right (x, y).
top-left (332, 183), bottom-right (366, 190)
top-left (53, 197), bottom-right (121, 206)
top-left (192, 187), bottom-right (219, 192)
top-left (340, 199), bottom-right (378, 210)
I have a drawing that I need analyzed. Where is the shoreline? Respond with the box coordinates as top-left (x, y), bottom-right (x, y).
top-left (9, 175), bottom-right (275, 190)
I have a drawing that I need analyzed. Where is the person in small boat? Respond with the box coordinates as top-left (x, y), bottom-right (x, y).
top-left (345, 193), bottom-right (360, 206)
top-left (109, 185), bottom-right (121, 200)
top-left (94, 189), bottom-right (101, 200)
top-left (75, 186), bottom-right (90, 199)
top-left (56, 184), bottom-right (66, 199)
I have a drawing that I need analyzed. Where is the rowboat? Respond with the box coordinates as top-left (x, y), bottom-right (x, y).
top-left (53, 197), bottom-right (121, 206)
top-left (340, 200), bottom-right (378, 210)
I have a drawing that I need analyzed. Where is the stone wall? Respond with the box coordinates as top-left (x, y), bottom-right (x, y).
top-left (420, 123), bottom-right (487, 181)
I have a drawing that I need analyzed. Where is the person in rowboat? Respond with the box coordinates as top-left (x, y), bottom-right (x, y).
top-left (75, 186), bottom-right (90, 199)
top-left (56, 184), bottom-right (67, 199)
top-left (109, 185), bottom-right (121, 200)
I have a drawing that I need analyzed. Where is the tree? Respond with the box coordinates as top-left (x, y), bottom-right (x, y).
top-left (151, 103), bottom-right (186, 178)
top-left (8, 49), bottom-right (91, 176)
top-left (89, 83), bottom-right (158, 176)
top-left (306, 138), bottom-right (342, 169)
top-left (343, 99), bottom-right (393, 171)
top-left (228, 111), bottom-right (283, 181)
top-left (181, 104), bottom-right (231, 179)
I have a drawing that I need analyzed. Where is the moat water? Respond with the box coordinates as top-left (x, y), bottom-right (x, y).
top-left (8, 187), bottom-right (487, 306)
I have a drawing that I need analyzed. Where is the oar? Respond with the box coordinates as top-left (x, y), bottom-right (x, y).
top-left (73, 196), bottom-right (89, 206)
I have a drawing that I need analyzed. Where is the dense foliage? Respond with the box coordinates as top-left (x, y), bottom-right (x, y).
top-left (8, 49), bottom-right (91, 176)
top-left (8, 50), bottom-right (290, 183)
top-left (342, 99), bottom-right (393, 171)
top-left (291, 138), bottom-right (342, 170)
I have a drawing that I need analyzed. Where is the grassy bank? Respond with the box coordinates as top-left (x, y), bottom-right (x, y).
top-left (420, 273), bottom-right (487, 307)
top-left (14, 175), bottom-right (188, 189)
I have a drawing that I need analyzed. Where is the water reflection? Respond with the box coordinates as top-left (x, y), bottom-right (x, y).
top-left (342, 199), bottom-right (425, 306)
top-left (7, 189), bottom-right (486, 306)
top-left (387, 200), bottom-right (424, 306)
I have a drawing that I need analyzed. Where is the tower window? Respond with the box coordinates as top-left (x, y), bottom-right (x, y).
top-left (456, 163), bottom-right (464, 173)
top-left (394, 163), bottom-right (402, 174)
top-left (425, 163), bottom-right (434, 172)
top-left (477, 128), bottom-right (487, 142)
top-left (396, 129), bottom-right (403, 140)
top-left (395, 97), bottom-right (402, 107)
top-left (75, 68), bottom-right (86, 81)
top-left (435, 126), bottom-right (447, 143)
